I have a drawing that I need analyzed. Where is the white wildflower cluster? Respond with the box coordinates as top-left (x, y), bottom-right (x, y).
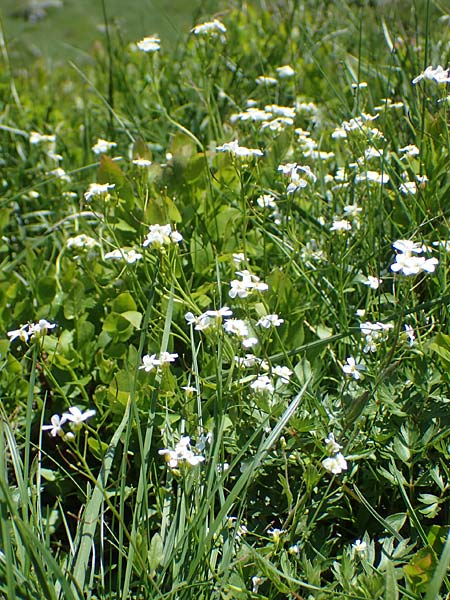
top-left (229, 269), bottom-right (269, 299)
top-left (332, 112), bottom-right (383, 140)
top-left (104, 248), bottom-right (143, 264)
top-left (42, 406), bottom-right (96, 440)
top-left (390, 240), bottom-right (438, 276)
top-left (91, 138), bottom-right (117, 155)
top-left (322, 433), bottom-right (347, 474)
top-left (230, 103), bottom-right (295, 133)
top-left (30, 131), bottom-right (56, 147)
top-left (139, 352), bottom-right (178, 373)
top-left (66, 234), bottom-right (99, 250)
top-left (142, 224), bottom-right (183, 248)
top-left (84, 182), bottom-right (115, 202)
top-left (362, 275), bottom-right (382, 290)
top-left (191, 19), bottom-right (226, 37)
top-left (278, 163), bottom-right (317, 195)
top-left (8, 319), bottom-right (56, 344)
top-left (159, 436), bottom-right (205, 468)
top-left (136, 35), bottom-right (161, 53)
top-left (360, 321), bottom-right (394, 353)
top-left (412, 65), bottom-right (450, 85)
top-left (185, 306), bottom-right (232, 332)
top-left (224, 319), bottom-right (258, 348)
top-left (48, 167), bottom-right (71, 182)
top-left (216, 140), bottom-right (263, 158)
top-left (256, 314), bottom-right (284, 328)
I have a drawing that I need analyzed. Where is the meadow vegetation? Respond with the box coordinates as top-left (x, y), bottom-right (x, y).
top-left (1, 0), bottom-right (450, 597)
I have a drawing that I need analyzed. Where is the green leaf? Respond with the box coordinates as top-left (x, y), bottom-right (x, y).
top-left (429, 333), bottom-right (450, 369)
top-left (121, 310), bottom-right (142, 329)
top-left (403, 546), bottom-right (437, 593)
top-left (112, 292), bottom-right (137, 313)
top-left (148, 532), bottom-right (163, 576)
top-left (36, 276), bottom-right (56, 304)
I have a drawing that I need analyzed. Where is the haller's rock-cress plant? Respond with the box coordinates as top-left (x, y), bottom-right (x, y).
top-left (1, 0), bottom-right (450, 597)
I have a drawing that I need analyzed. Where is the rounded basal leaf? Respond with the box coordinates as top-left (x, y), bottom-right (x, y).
top-left (111, 292), bottom-right (137, 313)
top-left (36, 276), bottom-right (57, 304)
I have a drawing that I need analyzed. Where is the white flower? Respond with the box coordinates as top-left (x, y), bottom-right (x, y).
top-left (343, 204), bottom-right (362, 218)
top-left (63, 407), bottom-right (96, 428)
top-left (216, 140), bottom-right (263, 158)
top-left (205, 306), bottom-right (233, 320)
top-left (342, 357), bottom-right (365, 380)
top-left (48, 167), bottom-right (71, 182)
top-left (29, 320), bottom-right (56, 339)
top-left (399, 181), bottom-right (417, 195)
top-left (403, 324), bottom-right (416, 346)
top-left (143, 224), bottom-right (183, 247)
top-left (136, 35), bottom-right (160, 52)
top-left (330, 219), bottom-right (352, 232)
top-left (159, 351), bottom-right (178, 366)
top-left (362, 275), bottom-right (382, 289)
top-left (30, 131), bottom-right (56, 145)
top-left (324, 433), bottom-right (342, 455)
top-left (139, 354), bottom-right (160, 372)
top-left (412, 65), bottom-right (450, 84)
top-left (322, 452), bottom-right (348, 474)
top-left (191, 19), bottom-right (226, 36)
top-left (276, 65), bottom-right (295, 78)
top-left (390, 240), bottom-right (438, 276)
top-left (355, 171), bottom-right (390, 184)
top-left (255, 76), bottom-right (278, 86)
top-left (352, 539), bottom-right (368, 554)
top-left (272, 365), bottom-right (292, 383)
top-left (224, 319), bottom-right (249, 338)
top-left (104, 248), bottom-right (143, 263)
top-left (256, 194), bottom-right (277, 209)
top-left (67, 234), bottom-right (99, 250)
top-left (256, 314), bottom-right (284, 328)
top-left (399, 144), bottom-right (420, 157)
top-left (42, 414), bottom-right (67, 437)
top-left (232, 252), bottom-right (245, 264)
top-left (250, 375), bottom-right (274, 394)
top-left (7, 325), bottom-right (30, 343)
top-left (242, 336), bottom-right (258, 348)
top-left (91, 138), bottom-right (117, 155)
top-left (184, 311), bottom-right (212, 331)
top-left (84, 182), bottom-right (115, 202)
top-left (159, 436), bottom-right (205, 468)
top-left (132, 158), bottom-right (152, 167)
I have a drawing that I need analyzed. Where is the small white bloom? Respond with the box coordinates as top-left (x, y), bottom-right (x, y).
top-left (216, 140), bottom-right (263, 158)
top-left (104, 248), bottom-right (143, 264)
top-left (276, 65), bottom-right (295, 78)
top-left (67, 234), bottom-right (99, 250)
top-left (255, 76), bottom-right (278, 86)
top-left (91, 138), bottom-right (117, 155)
top-left (224, 319), bottom-right (249, 338)
top-left (362, 275), bottom-right (382, 290)
top-left (250, 374), bottom-right (274, 394)
top-left (256, 314), bottom-right (284, 328)
top-left (322, 452), bottom-right (348, 474)
top-left (272, 365), bottom-right (292, 383)
top-left (132, 158), bottom-right (152, 167)
top-left (28, 320), bottom-right (56, 339)
top-left (399, 181), bottom-right (417, 195)
top-left (324, 433), bottom-right (342, 455)
top-left (143, 224), bottom-right (183, 247)
top-left (242, 336), bottom-right (258, 348)
top-left (7, 325), bottom-right (30, 343)
top-left (342, 357), bottom-right (365, 380)
top-left (136, 35), bottom-right (160, 52)
top-left (352, 539), bottom-right (368, 554)
top-left (412, 65), bottom-right (450, 84)
top-left (84, 182), bottom-right (115, 202)
top-left (159, 352), bottom-right (178, 366)
top-left (139, 354), bottom-right (160, 372)
top-left (330, 218), bottom-right (352, 232)
top-left (404, 324), bottom-right (416, 346)
top-left (205, 306), bottom-right (233, 319)
top-left (191, 19), bottom-right (226, 36)
top-left (42, 414), bottom-right (67, 437)
top-left (63, 407), bottom-right (96, 428)
top-left (256, 194), bottom-right (277, 209)
top-left (30, 131), bottom-right (56, 145)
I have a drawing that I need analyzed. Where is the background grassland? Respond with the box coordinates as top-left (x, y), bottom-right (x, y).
top-left (1, 0), bottom-right (450, 598)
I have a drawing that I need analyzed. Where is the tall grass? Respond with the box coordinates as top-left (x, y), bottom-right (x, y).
top-left (1, 0), bottom-right (450, 598)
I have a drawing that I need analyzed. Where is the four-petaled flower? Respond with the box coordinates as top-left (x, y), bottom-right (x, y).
top-left (342, 357), bottom-right (365, 380)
